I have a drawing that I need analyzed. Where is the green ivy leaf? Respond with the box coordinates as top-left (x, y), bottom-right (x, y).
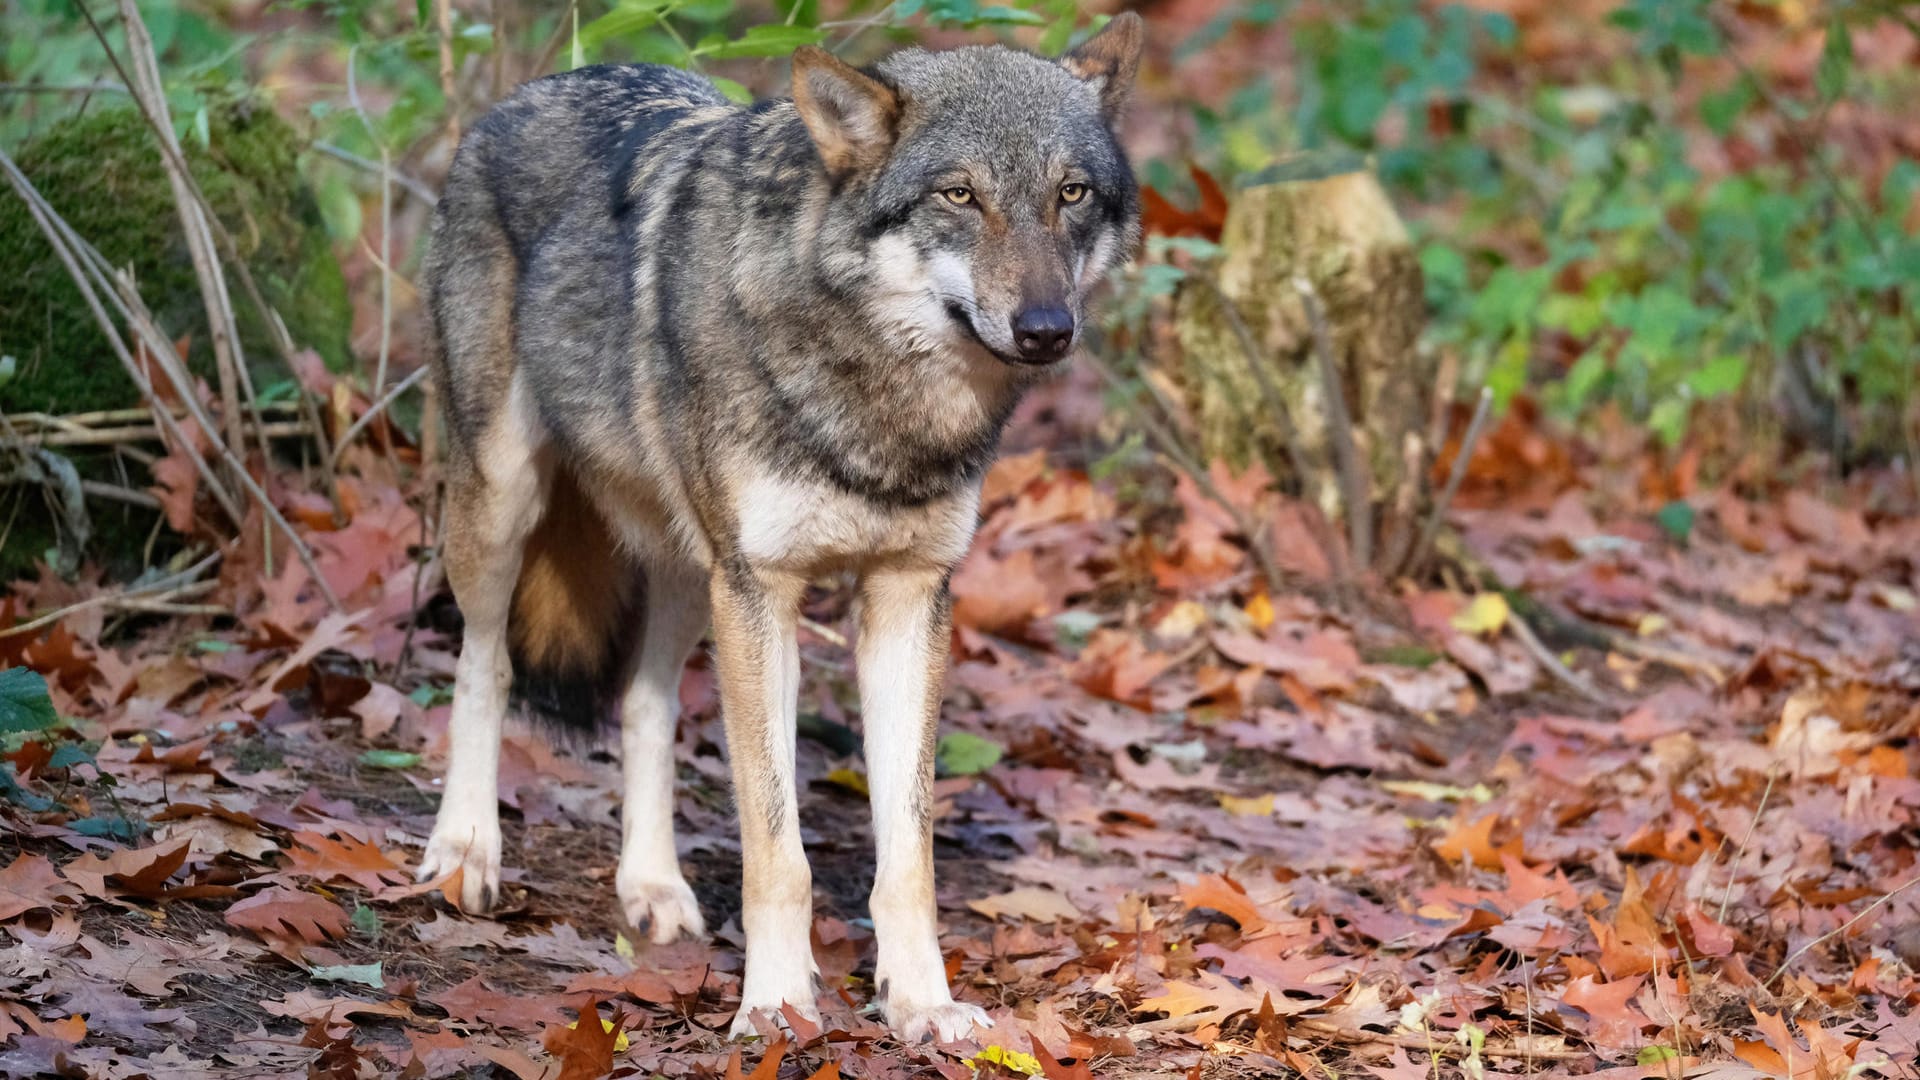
top-left (936, 732), bottom-right (1003, 776)
top-left (1656, 500), bottom-right (1696, 544)
top-left (0, 668), bottom-right (57, 736)
top-left (358, 749), bottom-right (422, 770)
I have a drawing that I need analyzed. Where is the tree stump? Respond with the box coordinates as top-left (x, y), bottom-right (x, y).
top-left (1172, 152), bottom-right (1433, 573)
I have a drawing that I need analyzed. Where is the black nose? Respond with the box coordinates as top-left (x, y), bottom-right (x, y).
top-left (1011, 307), bottom-right (1074, 361)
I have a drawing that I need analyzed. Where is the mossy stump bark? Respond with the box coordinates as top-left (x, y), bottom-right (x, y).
top-left (1173, 154), bottom-right (1433, 573)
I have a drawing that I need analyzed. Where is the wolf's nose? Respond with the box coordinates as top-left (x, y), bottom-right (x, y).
top-left (1011, 307), bottom-right (1074, 360)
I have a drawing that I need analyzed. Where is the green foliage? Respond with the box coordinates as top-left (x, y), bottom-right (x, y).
top-left (0, 98), bottom-right (351, 414)
top-left (1260, 0), bottom-right (1920, 453)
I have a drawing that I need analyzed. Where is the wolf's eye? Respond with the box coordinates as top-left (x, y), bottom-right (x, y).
top-left (941, 187), bottom-right (975, 206)
top-left (1060, 182), bottom-right (1089, 204)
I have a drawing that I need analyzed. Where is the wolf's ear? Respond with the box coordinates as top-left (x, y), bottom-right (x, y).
top-left (792, 46), bottom-right (902, 177)
top-left (1061, 12), bottom-right (1145, 121)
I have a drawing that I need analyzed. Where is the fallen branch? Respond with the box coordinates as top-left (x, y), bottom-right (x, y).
top-left (1508, 607), bottom-right (1615, 707)
top-left (0, 554), bottom-right (221, 639)
top-left (24, 420), bottom-right (313, 449)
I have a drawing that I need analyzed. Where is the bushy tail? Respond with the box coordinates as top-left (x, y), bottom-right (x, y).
top-left (508, 468), bottom-right (642, 737)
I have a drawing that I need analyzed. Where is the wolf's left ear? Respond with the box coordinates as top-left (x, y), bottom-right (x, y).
top-left (1061, 12), bottom-right (1145, 121)
top-left (792, 46), bottom-right (902, 176)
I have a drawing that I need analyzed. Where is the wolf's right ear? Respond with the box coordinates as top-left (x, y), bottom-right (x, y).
top-left (792, 47), bottom-right (902, 177)
top-left (1061, 11), bottom-right (1145, 121)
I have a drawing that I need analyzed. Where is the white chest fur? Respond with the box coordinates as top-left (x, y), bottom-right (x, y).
top-left (733, 470), bottom-right (980, 575)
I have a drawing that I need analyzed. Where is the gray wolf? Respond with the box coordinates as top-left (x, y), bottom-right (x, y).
top-left (416, 16), bottom-right (1143, 1042)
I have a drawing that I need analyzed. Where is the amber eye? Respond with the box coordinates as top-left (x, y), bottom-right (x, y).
top-left (941, 186), bottom-right (974, 206)
top-left (1060, 182), bottom-right (1089, 204)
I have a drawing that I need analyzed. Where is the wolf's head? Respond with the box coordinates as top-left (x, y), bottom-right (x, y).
top-left (792, 15), bottom-right (1144, 368)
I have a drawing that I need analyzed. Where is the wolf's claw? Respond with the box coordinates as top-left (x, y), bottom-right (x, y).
top-left (618, 876), bottom-right (706, 944)
top-left (418, 813), bottom-right (502, 914)
top-left (887, 1000), bottom-right (990, 1044)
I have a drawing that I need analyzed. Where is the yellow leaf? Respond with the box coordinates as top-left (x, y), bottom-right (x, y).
top-left (565, 1016), bottom-right (629, 1053)
top-left (1217, 793), bottom-right (1274, 817)
top-left (1635, 613), bottom-right (1668, 637)
top-left (1450, 593), bottom-right (1510, 636)
top-left (1244, 592), bottom-right (1275, 631)
top-left (614, 932), bottom-right (634, 962)
top-left (824, 768), bottom-right (869, 797)
top-left (968, 1046), bottom-right (1043, 1076)
top-left (1154, 599), bottom-right (1210, 641)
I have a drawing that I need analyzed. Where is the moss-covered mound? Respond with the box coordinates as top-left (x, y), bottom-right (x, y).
top-left (0, 96), bottom-right (350, 415)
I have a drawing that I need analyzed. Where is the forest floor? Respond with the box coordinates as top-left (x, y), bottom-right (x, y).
top-left (4, 382), bottom-right (1920, 1080)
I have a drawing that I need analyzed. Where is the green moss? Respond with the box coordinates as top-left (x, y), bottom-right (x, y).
top-left (0, 96), bottom-right (350, 580)
top-left (0, 96), bottom-right (350, 415)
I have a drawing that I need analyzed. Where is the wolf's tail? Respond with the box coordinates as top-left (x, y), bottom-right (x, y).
top-left (508, 468), bottom-right (642, 737)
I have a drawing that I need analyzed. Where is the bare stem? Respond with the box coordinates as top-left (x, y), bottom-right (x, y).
top-left (1408, 386), bottom-right (1492, 577)
top-left (1294, 277), bottom-right (1372, 570)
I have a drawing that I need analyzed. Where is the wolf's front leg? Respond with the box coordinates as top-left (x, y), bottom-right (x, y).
top-left (857, 567), bottom-right (989, 1043)
top-left (617, 565), bottom-right (710, 943)
top-left (711, 563), bottom-right (819, 1036)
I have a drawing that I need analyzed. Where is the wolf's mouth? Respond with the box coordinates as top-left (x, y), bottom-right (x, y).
top-left (946, 302), bottom-right (1064, 367)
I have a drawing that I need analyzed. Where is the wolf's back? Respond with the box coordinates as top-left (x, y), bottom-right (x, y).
top-left (424, 65), bottom-right (732, 737)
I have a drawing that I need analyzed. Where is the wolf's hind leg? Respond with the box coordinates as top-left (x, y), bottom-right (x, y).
top-left (616, 563), bottom-right (710, 943)
top-left (710, 563), bottom-right (820, 1037)
top-left (419, 386), bottom-right (549, 913)
top-left (858, 566), bottom-right (990, 1043)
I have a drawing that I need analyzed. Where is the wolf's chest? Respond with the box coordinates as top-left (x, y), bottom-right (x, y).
top-left (732, 471), bottom-right (979, 575)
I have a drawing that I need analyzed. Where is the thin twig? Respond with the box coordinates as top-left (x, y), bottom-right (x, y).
top-left (79, 479), bottom-right (162, 510)
top-left (1507, 606), bottom-right (1614, 706)
top-left (1294, 277), bottom-right (1373, 570)
top-left (1765, 870), bottom-right (1920, 988)
top-left (329, 366), bottom-right (429, 470)
top-left (312, 142), bottom-right (438, 206)
top-left (436, 0), bottom-right (461, 146)
top-left (24, 421), bottom-right (312, 448)
top-left (1408, 386), bottom-right (1493, 577)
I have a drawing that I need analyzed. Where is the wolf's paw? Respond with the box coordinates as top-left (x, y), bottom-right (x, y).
top-left (886, 999), bottom-right (990, 1044)
top-left (617, 875), bottom-right (705, 944)
top-left (418, 814), bottom-right (502, 913)
top-left (727, 997), bottom-right (821, 1041)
